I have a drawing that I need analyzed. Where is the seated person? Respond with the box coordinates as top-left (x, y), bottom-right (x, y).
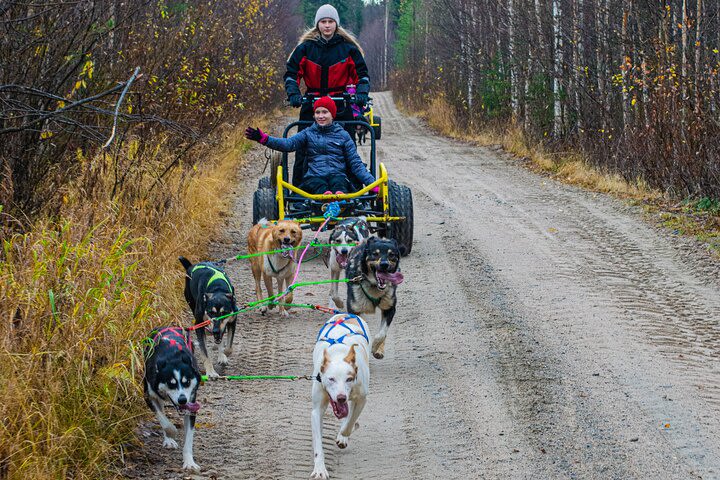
top-left (245, 96), bottom-right (376, 195)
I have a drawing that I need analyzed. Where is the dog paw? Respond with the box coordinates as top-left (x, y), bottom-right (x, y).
top-left (280, 309), bottom-right (290, 318)
top-left (335, 433), bottom-right (349, 449)
top-left (162, 437), bottom-right (179, 449)
top-left (205, 369), bottom-right (220, 380)
top-left (183, 459), bottom-right (201, 472)
top-left (310, 467), bottom-right (329, 479)
top-left (217, 352), bottom-right (229, 365)
top-left (372, 339), bottom-right (386, 359)
top-left (260, 305), bottom-right (268, 314)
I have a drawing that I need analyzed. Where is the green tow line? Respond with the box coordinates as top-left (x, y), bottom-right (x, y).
top-left (201, 374), bottom-right (310, 382)
top-left (227, 242), bottom-right (355, 261)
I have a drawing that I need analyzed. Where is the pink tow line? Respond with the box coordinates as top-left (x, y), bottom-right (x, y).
top-left (277, 216), bottom-right (333, 302)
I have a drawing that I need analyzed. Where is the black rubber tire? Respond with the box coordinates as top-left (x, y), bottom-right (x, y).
top-left (373, 116), bottom-right (382, 140)
top-left (387, 180), bottom-right (413, 256)
top-left (252, 188), bottom-right (278, 224)
top-left (258, 176), bottom-right (271, 189)
top-left (258, 152), bottom-right (282, 189)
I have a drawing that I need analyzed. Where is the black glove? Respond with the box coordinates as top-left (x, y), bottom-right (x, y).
top-left (288, 94), bottom-right (302, 108)
top-left (355, 93), bottom-right (369, 106)
top-left (244, 127), bottom-right (268, 144)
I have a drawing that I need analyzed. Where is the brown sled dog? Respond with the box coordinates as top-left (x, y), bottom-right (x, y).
top-left (247, 219), bottom-right (303, 316)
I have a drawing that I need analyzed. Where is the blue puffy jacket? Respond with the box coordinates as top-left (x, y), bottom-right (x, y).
top-left (264, 122), bottom-right (375, 187)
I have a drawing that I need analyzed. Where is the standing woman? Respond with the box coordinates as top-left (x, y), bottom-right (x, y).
top-left (285, 4), bottom-right (371, 184)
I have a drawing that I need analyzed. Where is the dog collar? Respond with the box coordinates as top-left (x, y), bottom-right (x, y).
top-left (266, 255), bottom-right (291, 274)
top-left (359, 282), bottom-right (381, 306)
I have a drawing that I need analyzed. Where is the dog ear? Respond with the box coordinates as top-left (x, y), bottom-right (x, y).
top-left (389, 239), bottom-right (405, 256)
top-left (321, 349), bottom-right (331, 373)
top-left (343, 344), bottom-right (356, 366)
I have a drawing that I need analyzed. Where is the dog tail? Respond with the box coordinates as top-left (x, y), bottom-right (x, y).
top-left (178, 256), bottom-right (193, 271)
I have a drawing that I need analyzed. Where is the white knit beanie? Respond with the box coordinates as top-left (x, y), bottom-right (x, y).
top-left (314, 4), bottom-right (340, 27)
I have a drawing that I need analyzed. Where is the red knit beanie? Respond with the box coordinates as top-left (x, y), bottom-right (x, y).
top-left (313, 96), bottom-right (337, 118)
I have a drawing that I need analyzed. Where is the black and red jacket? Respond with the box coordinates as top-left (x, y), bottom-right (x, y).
top-left (284, 34), bottom-right (370, 98)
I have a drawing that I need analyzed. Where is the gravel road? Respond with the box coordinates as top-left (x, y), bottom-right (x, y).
top-left (127, 91), bottom-right (720, 480)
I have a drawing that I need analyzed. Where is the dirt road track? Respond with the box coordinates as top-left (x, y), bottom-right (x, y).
top-left (127, 92), bottom-right (720, 479)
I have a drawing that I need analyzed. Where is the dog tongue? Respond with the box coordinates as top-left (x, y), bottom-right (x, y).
top-left (281, 244), bottom-right (294, 259)
top-left (336, 253), bottom-right (348, 268)
top-left (376, 271), bottom-right (404, 285)
top-left (331, 400), bottom-right (349, 419)
top-left (179, 401), bottom-right (201, 414)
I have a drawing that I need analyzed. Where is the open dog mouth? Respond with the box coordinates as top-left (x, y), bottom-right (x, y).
top-left (280, 241), bottom-right (295, 259)
top-left (374, 271), bottom-right (404, 289)
top-left (330, 399), bottom-right (349, 419)
top-left (178, 401), bottom-right (202, 414)
top-left (335, 251), bottom-right (348, 268)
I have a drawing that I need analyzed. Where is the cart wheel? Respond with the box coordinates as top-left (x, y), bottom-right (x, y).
top-left (258, 176), bottom-right (271, 189)
top-left (252, 188), bottom-right (278, 224)
top-left (258, 152), bottom-right (282, 189)
top-left (373, 116), bottom-right (381, 140)
top-left (387, 180), bottom-right (413, 256)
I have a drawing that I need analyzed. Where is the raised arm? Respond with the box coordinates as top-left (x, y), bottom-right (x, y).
top-left (245, 127), bottom-right (308, 153)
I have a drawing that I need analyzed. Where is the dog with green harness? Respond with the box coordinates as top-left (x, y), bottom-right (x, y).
top-left (179, 256), bottom-right (239, 379)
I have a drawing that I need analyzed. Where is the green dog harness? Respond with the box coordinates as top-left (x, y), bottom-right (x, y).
top-left (191, 264), bottom-right (232, 290)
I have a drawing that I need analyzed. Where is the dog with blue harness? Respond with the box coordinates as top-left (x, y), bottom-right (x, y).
top-left (311, 313), bottom-right (371, 480)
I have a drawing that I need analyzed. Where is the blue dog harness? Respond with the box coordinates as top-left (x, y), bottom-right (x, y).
top-left (314, 315), bottom-right (368, 383)
top-left (316, 314), bottom-right (369, 346)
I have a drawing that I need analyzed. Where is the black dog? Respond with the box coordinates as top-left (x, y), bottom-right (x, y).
top-left (179, 256), bottom-right (238, 379)
top-left (346, 236), bottom-right (404, 359)
top-left (143, 327), bottom-right (201, 472)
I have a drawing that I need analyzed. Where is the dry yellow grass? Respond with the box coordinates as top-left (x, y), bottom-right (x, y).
top-left (0, 120), bottom-right (263, 479)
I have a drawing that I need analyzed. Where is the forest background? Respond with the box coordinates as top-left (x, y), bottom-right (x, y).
top-left (1, 0), bottom-right (718, 478)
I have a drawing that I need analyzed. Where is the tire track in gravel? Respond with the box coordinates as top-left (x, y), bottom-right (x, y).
top-left (128, 92), bottom-right (720, 479)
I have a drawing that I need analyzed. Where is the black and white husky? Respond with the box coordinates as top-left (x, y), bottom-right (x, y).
top-left (325, 217), bottom-right (370, 310)
top-left (143, 326), bottom-right (202, 472)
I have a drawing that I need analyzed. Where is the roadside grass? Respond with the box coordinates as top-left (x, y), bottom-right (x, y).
top-left (397, 96), bottom-right (720, 258)
top-left (0, 123), bottom-right (259, 479)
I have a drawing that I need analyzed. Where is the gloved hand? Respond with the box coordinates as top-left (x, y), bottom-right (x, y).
top-left (245, 127), bottom-right (268, 144)
top-left (355, 93), bottom-right (368, 107)
top-left (371, 186), bottom-right (379, 194)
top-left (288, 94), bottom-right (302, 108)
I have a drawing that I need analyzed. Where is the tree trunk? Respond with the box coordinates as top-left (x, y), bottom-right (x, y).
top-left (694, 0), bottom-right (702, 115)
top-left (573, 0), bottom-right (584, 133)
top-left (509, 0), bottom-right (519, 120)
top-left (553, 0), bottom-right (563, 136)
top-left (383, 0), bottom-right (389, 89)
